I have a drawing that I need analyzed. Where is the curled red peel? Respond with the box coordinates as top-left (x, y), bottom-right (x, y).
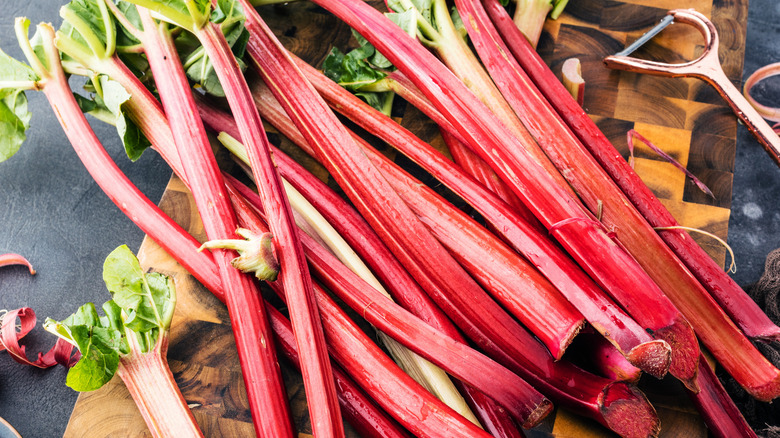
top-left (0, 307), bottom-right (79, 368)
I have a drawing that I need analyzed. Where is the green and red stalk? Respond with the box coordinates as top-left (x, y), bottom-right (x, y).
top-left (482, 0), bottom-right (780, 343)
top-left (265, 305), bottom-right (412, 438)
top-left (283, 58), bottom-right (671, 376)
top-left (133, 10), bottom-right (294, 437)
top-left (511, 0), bottom-right (556, 48)
top-left (457, 0), bottom-right (780, 399)
top-left (222, 181), bottom-right (552, 427)
top-left (117, 329), bottom-right (203, 438)
top-left (136, 3), bottom-right (342, 434)
top-left (214, 107), bottom-right (661, 437)
top-left (307, 0), bottom-right (703, 390)
top-left (0, 253), bottom-right (35, 274)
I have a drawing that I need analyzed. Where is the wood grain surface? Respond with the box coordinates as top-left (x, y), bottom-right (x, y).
top-left (66, 0), bottom-right (749, 436)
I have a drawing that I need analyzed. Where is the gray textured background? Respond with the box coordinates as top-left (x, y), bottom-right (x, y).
top-left (0, 1), bottom-right (778, 437)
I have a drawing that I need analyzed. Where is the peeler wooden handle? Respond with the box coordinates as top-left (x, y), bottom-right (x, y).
top-left (604, 9), bottom-right (780, 167)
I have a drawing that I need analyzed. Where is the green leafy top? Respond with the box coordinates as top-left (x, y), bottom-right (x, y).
top-left (175, 0), bottom-right (250, 96)
top-left (123, 0), bottom-right (211, 32)
top-left (44, 245), bottom-right (177, 392)
top-left (0, 48), bottom-right (37, 163)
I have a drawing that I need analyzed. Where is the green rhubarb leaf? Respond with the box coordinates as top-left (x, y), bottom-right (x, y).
top-left (43, 246), bottom-right (176, 392)
top-left (0, 49), bottom-right (37, 161)
top-left (64, 324), bottom-right (122, 391)
top-left (43, 303), bottom-right (124, 392)
top-left (0, 48), bottom-right (38, 83)
top-left (103, 244), bottom-right (175, 334)
top-left (96, 75), bottom-right (151, 160)
top-left (0, 88), bottom-right (33, 162)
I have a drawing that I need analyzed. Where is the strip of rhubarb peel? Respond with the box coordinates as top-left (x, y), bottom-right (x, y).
top-left (134, 10), bottom-right (294, 436)
top-left (224, 178), bottom-right (552, 427)
top-left (118, 335), bottom-right (203, 438)
top-left (0, 254), bottom-right (35, 274)
top-left (192, 21), bottom-right (343, 437)
top-left (482, 0), bottom-right (780, 343)
top-left (266, 305), bottom-right (411, 438)
top-left (283, 59), bottom-right (670, 377)
top-left (464, 0), bottom-right (780, 398)
top-left (213, 109), bottom-right (658, 436)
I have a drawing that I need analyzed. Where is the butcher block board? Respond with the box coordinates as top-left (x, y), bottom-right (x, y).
top-left (65, 0), bottom-right (748, 436)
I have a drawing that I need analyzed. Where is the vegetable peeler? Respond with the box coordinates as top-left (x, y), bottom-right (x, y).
top-left (603, 9), bottom-right (780, 167)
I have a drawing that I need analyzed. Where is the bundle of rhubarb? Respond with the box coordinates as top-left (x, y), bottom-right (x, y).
top-left (0, 0), bottom-right (774, 436)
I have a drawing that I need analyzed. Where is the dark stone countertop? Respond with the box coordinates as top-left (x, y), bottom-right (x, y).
top-left (0, 1), bottom-right (778, 437)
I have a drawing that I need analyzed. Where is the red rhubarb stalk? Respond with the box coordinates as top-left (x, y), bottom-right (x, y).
top-left (482, 0), bottom-right (780, 343)
top-left (224, 183), bottom-right (553, 427)
top-left (134, 9), bottom-right (294, 436)
top-left (237, 0), bottom-right (568, 423)
top-left (281, 58), bottom-right (670, 376)
top-left (243, 89), bottom-right (585, 358)
top-left (688, 358), bottom-right (757, 438)
top-left (464, 0), bottom-right (780, 399)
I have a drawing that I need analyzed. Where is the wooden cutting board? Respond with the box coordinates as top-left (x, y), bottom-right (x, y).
top-left (65, 0), bottom-right (748, 436)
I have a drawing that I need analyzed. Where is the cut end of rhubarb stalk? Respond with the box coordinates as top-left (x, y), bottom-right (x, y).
top-left (651, 316), bottom-right (700, 392)
top-left (744, 373), bottom-right (780, 402)
top-left (600, 383), bottom-right (660, 438)
top-left (561, 58), bottom-right (585, 107)
top-left (625, 339), bottom-right (671, 379)
top-left (521, 399), bottom-right (554, 429)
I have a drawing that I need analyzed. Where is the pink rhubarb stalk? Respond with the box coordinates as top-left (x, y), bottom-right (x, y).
top-left (21, 22), bottom-right (201, 435)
